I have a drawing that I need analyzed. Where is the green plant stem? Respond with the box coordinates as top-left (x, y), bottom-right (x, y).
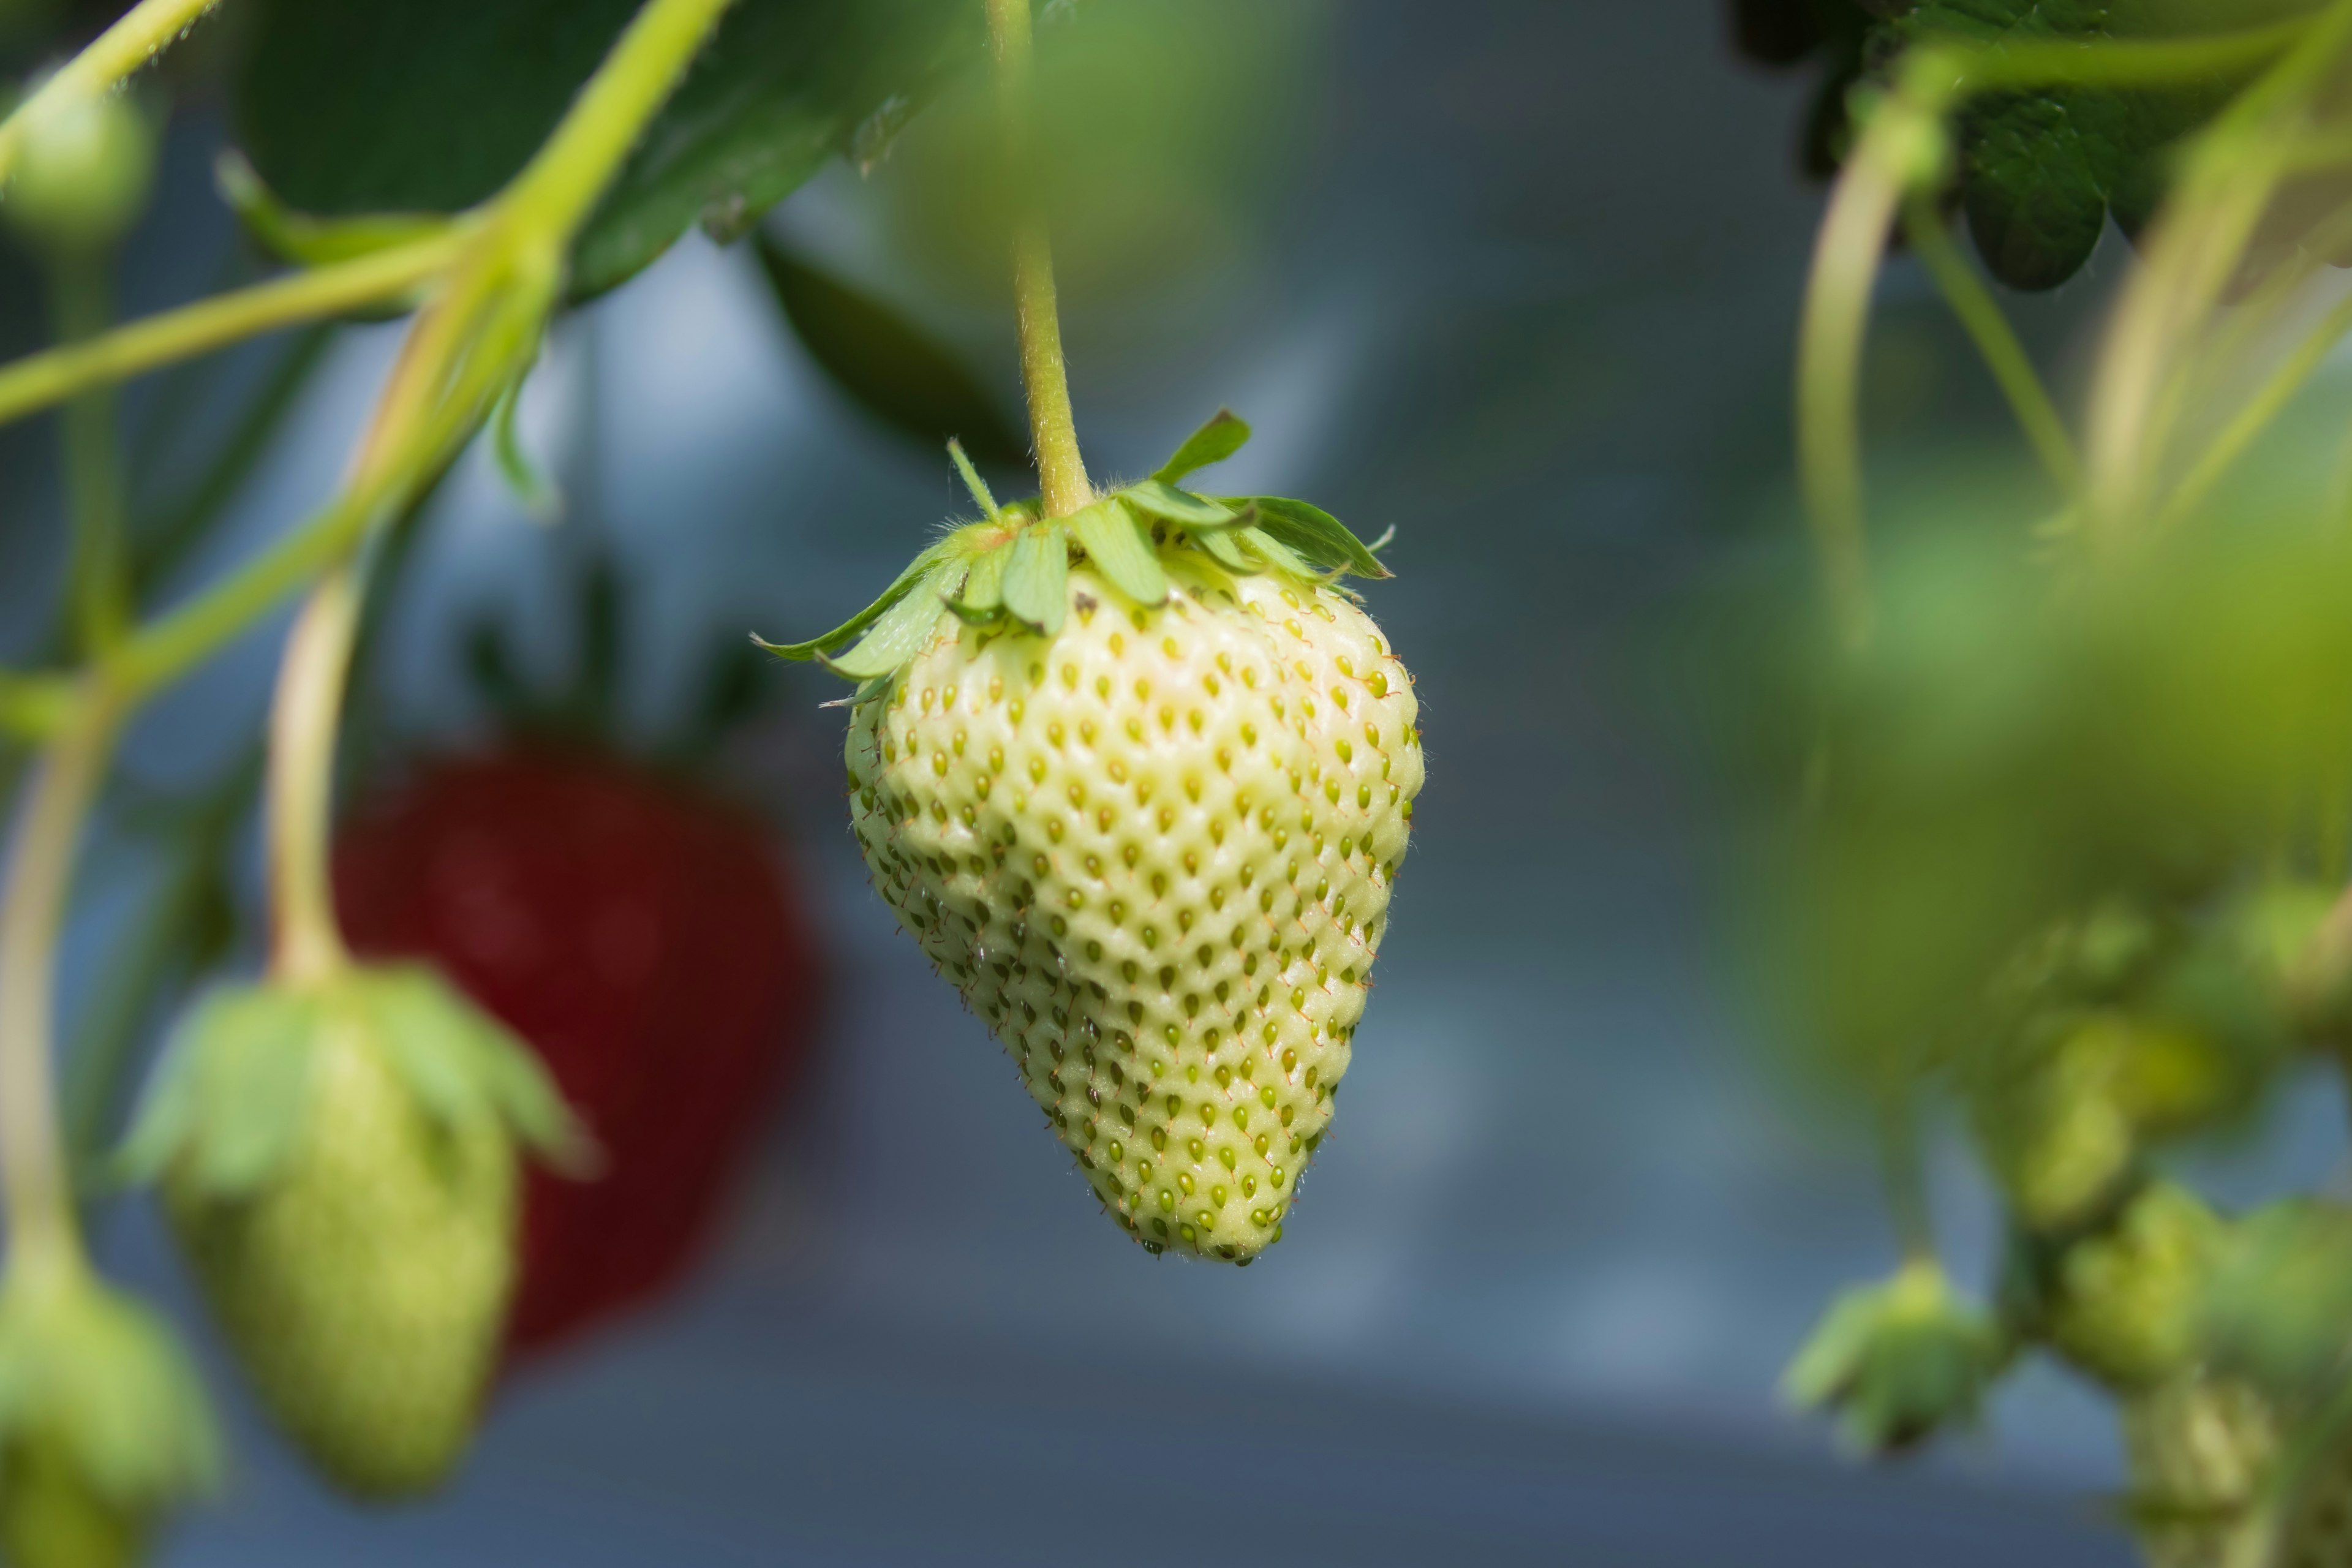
top-left (1796, 81), bottom-right (1948, 650)
top-left (1901, 194), bottom-right (2080, 496)
top-left (2157, 283), bottom-right (2352, 532)
top-left (51, 254), bottom-right (134, 658)
top-left (0, 232), bottom-right (462, 434)
top-left (0, 0), bottom-right (219, 187)
top-left (0, 687), bottom-right (122, 1286)
top-left (265, 568), bottom-right (358, 984)
top-left (986, 0), bottom-right (1090, 518)
top-left (2082, 0), bottom-right (2352, 545)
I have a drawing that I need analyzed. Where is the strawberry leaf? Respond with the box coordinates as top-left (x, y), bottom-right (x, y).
top-left (1001, 524), bottom-right (1070, 635)
top-left (233, 0), bottom-right (982, 301)
top-left (954, 540), bottom-right (1011, 616)
top-left (118, 986), bottom-right (321, 1199)
top-left (1238, 496), bottom-right (1390, 578)
top-left (756, 534), bottom-right (961, 660)
top-left (215, 151), bottom-right (456, 268)
top-left (1068, 499), bottom-right (1167, 606)
top-left (1237, 524), bottom-right (1313, 579)
top-left (1120, 479), bottom-right (1237, 527)
top-left (756, 236), bottom-right (1028, 467)
top-left (823, 562), bottom-right (959, 679)
top-left (1152, 409), bottom-right (1252, 486)
top-left (1194, 526), bottom-right (1254, 573)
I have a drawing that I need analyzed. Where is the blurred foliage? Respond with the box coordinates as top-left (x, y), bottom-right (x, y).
top-left (752, 232), bottom-right (1028, 470)
top-left (233, 0), bottom-right (982, 298)
top-left (869, 0), bottom-right (1325, 306)
top-left (1782, 1260), bottom-right (2008, 1452)
top-left (1733, 0), bottom-right (2325, 288)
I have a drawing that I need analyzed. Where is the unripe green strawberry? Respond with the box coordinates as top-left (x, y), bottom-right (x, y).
top-left (0, 1262), bottom-right (219, 1568)
top-left (2117, 1373), bottom-right (2280, 1568)
top-left (2007, 1180), bottom-right (2223, 1393)
top-left (121, 966), bottom-right (580, 1498)
top-left (770, 414), bottom-right (1419, 1261)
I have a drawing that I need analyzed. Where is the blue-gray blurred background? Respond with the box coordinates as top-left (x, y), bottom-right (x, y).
top-left (14, 0), bottom-right (2336, 1561)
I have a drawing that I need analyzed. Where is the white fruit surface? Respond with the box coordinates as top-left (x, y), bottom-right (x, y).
top-left (847, 558), bottom-right (1422, 1259)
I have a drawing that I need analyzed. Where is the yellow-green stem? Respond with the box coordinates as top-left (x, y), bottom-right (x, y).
top-left (0, 0), bottom-right (218, 187)
top-left (51, 252), bottom-right (132, 657)
top-left (265, 567), bottom-right (359, 984)
top-left (2158, 282), bottom-right (2352, 532)
top-left (986, 0), bottom-right (1090, 518)
top-left (1901, 194), bottom-right (2081, 497)
top-left (0, 231), bottom-right (464, 433)
top-left (0, 687), bottom-right (122, 1284)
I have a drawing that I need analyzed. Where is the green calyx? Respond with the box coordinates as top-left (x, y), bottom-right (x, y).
top-left (115, 964), bottom-right (589, 1200)
top-left (0, 1265), bottom-right (220, 1558)
top-left (1782, 1259), bottom-right (2010, 1455)
top-left (758, 410), bottom-right (1392, 684)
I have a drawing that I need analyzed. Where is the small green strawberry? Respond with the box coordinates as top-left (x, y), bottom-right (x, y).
top-left (2006, 1180), bottom-right (2224, 1394)
top-left (1781, 1259), bottom-right (2008, 1454)
top-left (2117, 1373), bottom-right (2280, 1568)
top-left (119, 965), bottom-right (581, 1498)
top-left (0, 1260), bottom-right (218, 1568)
top-left (766, 414), bottom-right (1420, 1261)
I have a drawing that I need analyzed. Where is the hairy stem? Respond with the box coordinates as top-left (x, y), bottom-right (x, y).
top-left (0, 688), bottom-right (123, 1284)
top-left (0, 0), bottom-right (219, 187)
top-left (265, 568), bottom-right (359, 984)
top-left (1901, 194), bottom-right (2080, 497)
top-left (986, 0), bottom-right (1090, 518)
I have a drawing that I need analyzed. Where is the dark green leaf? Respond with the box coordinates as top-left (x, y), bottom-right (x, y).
top-left (1240, 495), bottom-right (1390, 578)
top-left (233, 0), bottom-right (983, 301)
top-left (823, 562), bottom-right (957, 678)
top-left (756, 235), bottom-right (1027, 465)
top-left (1152, 409), bottom-right (1251, 485)
top-left (1120, 478), bottom-right (1235, 526)
top-left (1067, 499), bottom-right (1166, 606)
top-left (1001, 524), bottom-right (1069, 635)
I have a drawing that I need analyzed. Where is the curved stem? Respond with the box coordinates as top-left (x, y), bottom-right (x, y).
top-left (0, 233), bottom-right (462, 433)
top-left (986, 0), bottom-right (1090, 518)
top-left (265, 567), bottom-right (360, 984)
top-left (1901, 194), bottom-right (2080, 497)
top-left (1795, 87), bottom-right (1943, 651)
top-left (0, 0), bottom-right (219, 187)
top-left (0, 686), bottom-right (123, 1285)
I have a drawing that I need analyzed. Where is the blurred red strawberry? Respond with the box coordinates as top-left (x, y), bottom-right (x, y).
top-left (331, 744), bottom-right (821, 1361)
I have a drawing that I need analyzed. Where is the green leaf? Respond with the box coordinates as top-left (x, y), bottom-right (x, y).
top-left (950, 439), bottom-right (1002, 522)
top-left (823, 562), bottom-right (957, 679)
top-left (956, 540), bottom-right (1010, 614)
top-left (1067, 499), bottom-right (1167, 606)
top-left (233, 0), bottom-right (984, 301)
top-left (491, 368), bottom-right (560, 521)
top-left (1120, 478), bottom-right (1237, 527)
top-left (1001, 524), bottom-right (1069, 635)
top-left (353, 969), bottom-right (482, 1129)
top-left (1240, 495), bottom-right (1390, 578)
top-left (755, 235), bottom-right (1028, 466)
top-left (1194, 526), bottom-right (1254, 572)
top-left (133, 985), bottom-right (320, 1198)
top-left (1237, 524), bottom-right (1313, 578)
top-left (1152, 409), bottom-right (1251, 485)
top-left (214, 150), bottom-right (456, 267)
top-left (1883, 2), bottom-right (2248, 291)
top-left (756, 533), bottom-right (961, 660)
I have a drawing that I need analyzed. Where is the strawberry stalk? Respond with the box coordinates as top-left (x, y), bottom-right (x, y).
top-left (268, 568), bottom-right (363, 986)
top-left (0, 0), bottom-right (217, 190)
top-left (986, 0), bottom-right (1091, 519)
top-left (0, 687), bottom-right (125, 1286)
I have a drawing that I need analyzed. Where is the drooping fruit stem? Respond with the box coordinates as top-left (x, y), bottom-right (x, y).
top-left (0, 0), bottom-right (216, 189)
top-left (267, 565), bottom-right (362, 986)
top-left (0, 684), bottom-right (123, 1284)
top-left (986, 0), bottom-right (1091, 519)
